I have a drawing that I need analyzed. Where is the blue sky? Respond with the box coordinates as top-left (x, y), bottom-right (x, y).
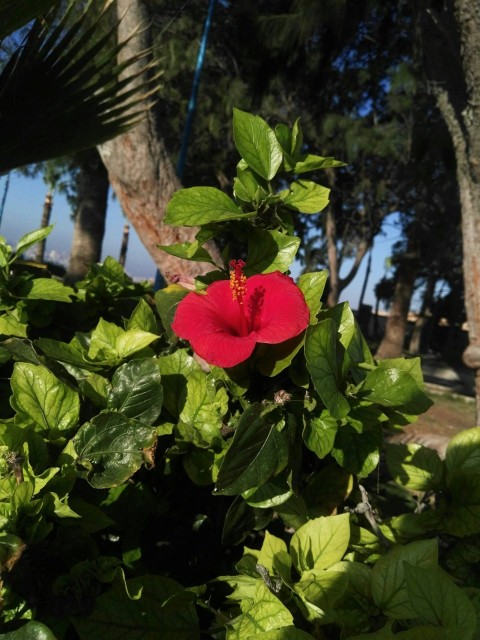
top-left (0, 172), bottom-right (403, 310)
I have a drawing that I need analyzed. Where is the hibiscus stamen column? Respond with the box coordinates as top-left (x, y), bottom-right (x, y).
top-left (229, 259), bottom-right (249, 336)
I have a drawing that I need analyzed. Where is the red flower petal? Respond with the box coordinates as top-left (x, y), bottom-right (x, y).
top-left (190, 331), bottom-right (257, 368)
top-left (171, 269), bottom-right (310, 368)
top-left (245, 272), bottom-right (310, 344)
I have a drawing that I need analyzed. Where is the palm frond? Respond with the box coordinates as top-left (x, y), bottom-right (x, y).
top-left (0, 1), bottom-right (159, 173)
top-left (0, 0), bottom-right (59, 41)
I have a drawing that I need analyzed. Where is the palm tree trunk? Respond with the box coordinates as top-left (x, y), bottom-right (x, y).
top-left (408, 274), bottom-right (436, 354)
top-left (98, 0), bottom-right (221, 279)
top-left (35, 190), bottom-right (54, 263)
top-left (65, 149), bottom-right (109, 284)
top-left (375, 237), bottom-right (419, 360)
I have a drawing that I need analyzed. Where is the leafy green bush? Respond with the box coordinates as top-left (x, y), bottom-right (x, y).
top-left (0, 110), bottom-right (478, 639)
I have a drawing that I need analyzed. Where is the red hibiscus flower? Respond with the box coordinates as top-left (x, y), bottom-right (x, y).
top-left (171, 260), bottom-right (310, 368)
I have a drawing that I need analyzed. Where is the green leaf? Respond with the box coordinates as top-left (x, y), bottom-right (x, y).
top-left (361, 362), bottom-right (433, 414)
top-left (222, 496), bottom-right (273, 545)
top-left (79, 373), bottom-right (109, 408)
top-left (154, 285), bottom-right (190, 341)
top-left (127, 298), bottom-right (158, 334)
top-left (445, 427), bottom-right (480, 480)
top-left (257, 531), bottom-right (289, 574)
top-left (246, 229), bottom-right (300, 274)
top-left (18, 278), bottom-right (75, 302)
top-left (10, 362), bottom-right (79, 437)
top-left (332, 424), bottom-right (381, 477)
top-left (215, 404), bottom-right (288, 495)
top-left (290, 513), bottom-right (350, 573)
top-left (303, 409), bottom-right (338, 459)
top-left (158, 241), bottom-right (215, 264)
top-left (227, 581), bottom-right (293, 638)
top-left (233, 108), bottom-right (284, 180)
top-left (15, 226), bottom-right (54, 257)
top-left (295, 569), bottom-right (348, 620)
top-left (233, 166), bottom-right (269, 204)
top-left (246, 628), bottom-right (314, 640)
top-left (73, 573), bottom-right (199, 640)
top-left (444, 471), bottom-right (480, 537)
top-left (88, 318), bottom-right (158, 362)
top-left (243, 473), bottom-right (293, 509)
top-left (73, 412), bottom-right (157, 489)
top-left (386, 443), bottom-right (443, 491)
top-left (283, 180), bottom-right (330, 213)
top-left (0, 621), bottom-right (58, 639)
top-left (298, 271), bottom-right (328, 323)
top-left (372, 540), bottom-right (438, 619)
top-left (404, 564), bottom-right (477, 637)
top-left (0, 315), bottom-right (28, 338)
top-left (305, 320), bottom-right (350, 419)
top-left (165, 186), bottom-right (246, 226)
top-left (107, 358), bottom-right (163, 425)
top-left (292, 154), bottom-right (346, 174)
top-left (179, 370), bottom-right (228, 447)
top-left (157, 349), bottom-right (200, 417)
top-left (257, 332), bottom-right (305, 377)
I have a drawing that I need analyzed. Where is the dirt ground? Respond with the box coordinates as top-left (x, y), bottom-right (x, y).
top-left (388, 388), bottom-right (477, 457)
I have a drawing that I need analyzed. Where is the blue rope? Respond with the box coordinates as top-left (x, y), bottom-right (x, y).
top-left (154, 0), bottom-right (217, 290)
top-left (176, 0), bottom-right (217, 180)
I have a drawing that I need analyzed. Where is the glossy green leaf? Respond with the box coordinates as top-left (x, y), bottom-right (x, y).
top-left (243, 473), bottom-right (293, 508)
top-left (386, 443), bottom-right (443, 491)
top-left (233, 108), bottom-right (283, 180)
top-left (127, 298), bottom-right (158, 334)
top-left (305, 320), bottom-right (350, 419)
top-left (283, 180), bottom-right (330, 213)
top-left (404, 564), bottom-right (476, 637)
top-left (246, 228), bottom-right (300, 274)
top-left (157, 349), bottom-right (200, 417)
top-left (0, 315), bottom-right (28, 338)
top-left (445, 427), bottom-right (480, 480)
top-left (15, 226), bottom-right (54, 257)
top-left (107, 358), bottom-right (163, 425)
top-left (372, 540), bottom-right (438, 619)
top-left (257, 332), bottom-right (305, 377)
top-left (332, 424), bottom-right (381, 477)
top-left (18, 278), bottom-right (75, 302)
top-left (290, 513), bottom-right (350, 573)
top-left (362, 362), bottom-right (433, 414)
top-left (257, 531), bottom-right (289, 575)
top-left (88, 318), bottom-right (158, 362)
top-left (444, 471), bottom-right (480, 537)
top-left (165, 186), bottom-right (246, 226)
top-left (73, 573), bottom-right (199, 640)
top-left (298, 271), bottom-right (328, 323)
top-left (295, 569), bottom-right (348, 620)
top-left (303, 409), bottom-right (338, 459)
top-left (215, 404), bottom-right (288, 495)
top-left (10, 362), bottom-right (79, 437)
top-left (222, 496), bottom-right (273, 545)
top-left (292, 154), bottom-right (346, 174)
top-left (227, 581), bottom-right (293, 638)
top-left (233, 166), bottom-right (269, 204)
top-left (0, 621), bottom-right (58, 640)
top-left (154, 284), bottom-right (190, 342)
top-left (158, 241), bottom-right (215, 264)
top-left (179, 370), bottom-right (228, 447)
top-left (74, 411), bottom-right (157, 489)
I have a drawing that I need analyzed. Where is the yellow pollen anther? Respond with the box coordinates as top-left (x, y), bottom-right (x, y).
top-left (229, 259), bottom-right (247, 304)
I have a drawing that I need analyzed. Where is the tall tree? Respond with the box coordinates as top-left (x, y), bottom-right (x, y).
top-left (98, 0), bottom-right (222, 279)
top-left (417, 0), bottom-right (480, 418)
top-left (65, 149), bottom-right (110, 284)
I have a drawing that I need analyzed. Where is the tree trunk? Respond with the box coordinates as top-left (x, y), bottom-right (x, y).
top-left (375, 238), bottom-right (419, 360)
top-left (119, 224), bottom-right (130, 267)
top-left (418, 0), bottom-right (480, 418)
top-left (35, 190), bottom-right (54, 263)
top-left (65, 149), bottom-right (109, 284)
top-left (98, 0), bottom-right (221, 280)
top-left (408, 274), bottom-right (436, 354)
